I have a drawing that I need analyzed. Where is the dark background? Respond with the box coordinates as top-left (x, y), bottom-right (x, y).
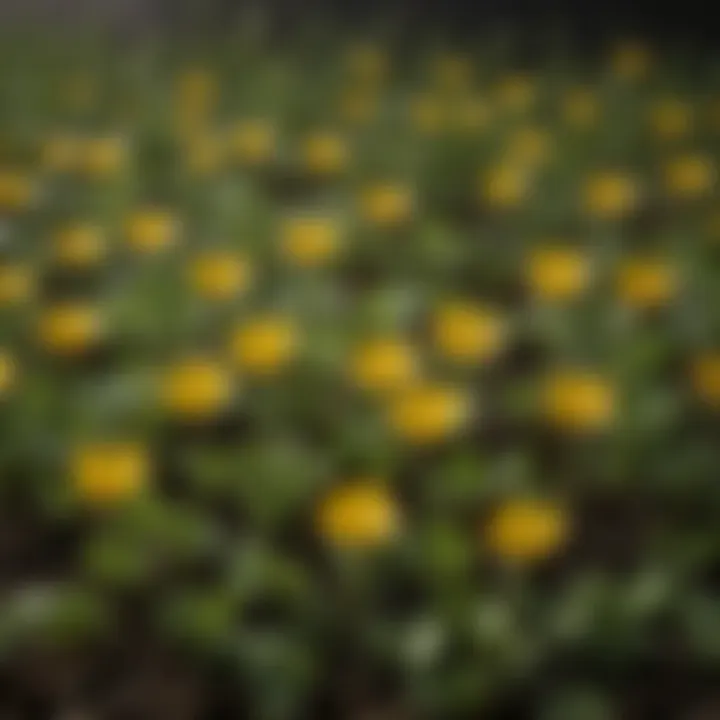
top-left (0, 0), bottom-right (715, 47)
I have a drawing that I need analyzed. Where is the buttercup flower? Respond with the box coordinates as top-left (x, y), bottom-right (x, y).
top-left (54, 223), bottom-right (107, 268)
top-left (388, 384), bottom-right (470, 443)
top-left (616, 257), bottom-right (678, 309)
top-left (360, 183), bottom-right (414, 227)
top-left (230, 120), bottom-right (276, 165)
top-left (507, 126), bottom-right (552, 166)
top-left (162, 359), bottom-right (234, 420)
top-left (482, 164), bottom-right (530, 209)
top-left (649, 99), bottom-right (693, 140)
top-left (302, 131), bottom-right (349, 175)
top-left (230, 316), bottom-right (299, 375)
top-left (0, 350), bottom-right (16, 397)
top-left (542, 370), bottom-right (616, 432)
top-left (0, 263), bottom-right (35, 306)
top-left (525, 247), bottom-right (590, 301)
top-left (350, 338), bottom-right (420, 394)
top-left (38, 303), bottom-right (104, 356)
top-left (690, 353), bottom-right (720, 407)
top-left (0, 170), bottom-right (35, 212)
top-left (189, 251), bottom-right (253, 300)
top-left (583, 171), bottom-right (638, 220)
top-left (505, 126), bottom-right (553, 168)
top-left (664, 154), bottom-right (715, 198)
top-left (72, 441), bottom-right (149, 505)
top-left (280, 214), bottom-right (342, 267)
top-left (125, 209), bottom-right (179, 254)
top-left (432, 301), bottom-right (507, 364)
top-left (316, 480), bottom-right (400, 548)
top-left (79, 135), bottom-right (127, 179)
top-left (486, 499), bottom-right (570, 562)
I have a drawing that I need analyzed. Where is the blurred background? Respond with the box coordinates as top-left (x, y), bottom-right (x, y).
top-left (2, 1), bottom-right (720, 719)
top-left (0, 0), bottom-right (715, 42)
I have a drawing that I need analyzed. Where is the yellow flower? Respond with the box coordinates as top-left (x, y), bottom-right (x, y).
top-left (409, 94), bottom-right (446, 135)
top-left (230, 120), bottom-right (276, 165)
top-left (388, 384), bottom-right (470, 443)
top-left (562, 88), bottom-right (599, 128)
top-left (230, 316), bottom-right (299, 375)
top-left (360, 183), bottom-right (414, 227)
top-left (161, 359), bottom-right (234, 420)
top-left (690, 353), bottom-right (720, 407)
top-left (71, 441), bottom-right (148, 505)
top-left (188, 251), bottom-right (253, 300)
top-left (79, 135), bottom-right (127, 179)
top-left (0, 350), bottom-right (17, 397)
top-left (316, 480), bottom-right (400, 548)
top-left (542, 371), bottom-right (616, 432)
top-left (38, 303), bottom-right (104, 356)
top-left (486, 499), bottom-right (569, 562)
top-left (125, 209), bottom-right (179, 254)
top-left (53, 223), bottom-right (107, 268)
top-left (583, 172), bottom-right (638, 220)
top-left (525, 247), bottom-right (590, 301)
top-left (280, 215), bottom-right (341, 266)
top-left (505, 126), bottom-right (552, 167)
top-left (664, 154), bottom-right (715, 198)
top-left (649, 99), bottom-right (693, 140)
top-left (610, 41), bottom-right (652, 81)
top-left (432, 302), bottom-right (507, 364)
top-left (496, 74), bottom-right (535, 113)
top-left (616, 257), bottom-right (678, 309)
top-left (41, 134), bottom-right (80, 172)
top-left (302, 131), bottom-right (349, 175)
top-left (0, 263), bottom-right (35, 305)
top-left (350, 338), bottom-right (419, 394)
top-left (482, 164), bottom-right (530, 209)
top-left (0, 170), bottom-right (35, 212)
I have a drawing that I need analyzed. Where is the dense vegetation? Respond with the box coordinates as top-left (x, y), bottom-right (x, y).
top-left (2, 33), bottom-right (720, 718)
